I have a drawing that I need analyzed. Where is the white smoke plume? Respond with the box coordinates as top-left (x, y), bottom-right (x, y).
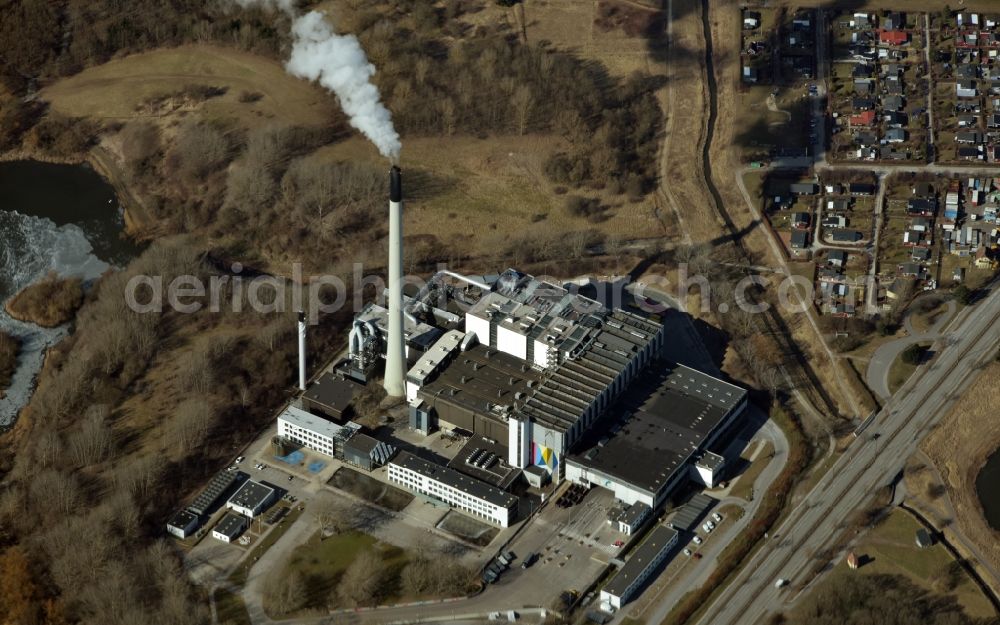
top-left (232, 2), bottom-right (401, 161)
top-left (287, 12), bottom-right (401, 161)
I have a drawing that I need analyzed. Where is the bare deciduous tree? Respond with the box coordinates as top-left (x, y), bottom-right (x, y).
top-left (337, 549), bottom-right (385, 607)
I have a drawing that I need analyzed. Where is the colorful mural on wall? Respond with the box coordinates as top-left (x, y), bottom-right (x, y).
top-left (532, 442), bottom-right (558, 471)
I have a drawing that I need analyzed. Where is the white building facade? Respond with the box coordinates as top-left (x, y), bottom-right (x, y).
top-left (388, 452), bottom-right (517, 527)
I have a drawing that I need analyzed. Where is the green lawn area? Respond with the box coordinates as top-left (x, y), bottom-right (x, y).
top-left (271, 530), bottom-right (409, 614)
top-left (731, 440), bottom-right (775, 501)
top-left (229, 505), bottom-right (306, 586)
top-left (888, 342), bottom-right (929, 394)
top-left (793, 510), bottom-right (995, 620)
top-left (215, 588), bottom-right (252, 625)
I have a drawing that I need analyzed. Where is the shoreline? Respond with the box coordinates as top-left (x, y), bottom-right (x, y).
top-left (0, 145), bottom-right (156, 241)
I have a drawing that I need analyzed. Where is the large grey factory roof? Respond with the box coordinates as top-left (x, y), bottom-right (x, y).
top-left (518, 310), bottom-right (663, 433)
top-left (604, 525), bottom-right (678, 597)
top-left (357, 302), bottom-right (442, 352)
top-left (567, 364), bottom-right (747, 495)
top-left (188, 470), bottom-right (240, 516)
top-left (417, 344), bottom-right (543, 417)
top-left (391, 451), bottom-right (518, 509)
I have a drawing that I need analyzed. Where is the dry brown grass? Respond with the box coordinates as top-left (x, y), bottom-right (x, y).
top-left (5, 273), bottom-right (84, 328)
top-left (40, 45), bottom-right (336, 126)
top-left (922, 362), bottom-right (1000, 588)
top-left (0, 331), bottom-right (18, 394)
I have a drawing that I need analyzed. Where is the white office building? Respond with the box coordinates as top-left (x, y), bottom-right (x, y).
top-left (388, 451), bottom-right (518, 527)
top-left (277, 404), bottom-right (358, 457)
top-left (226, 480), bottom-right (275, 518)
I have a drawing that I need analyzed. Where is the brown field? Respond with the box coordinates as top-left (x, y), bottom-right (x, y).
top-left (40, 45), bottom-right (337, 126)
top-left (922, 362), bottom-right (1000, 593)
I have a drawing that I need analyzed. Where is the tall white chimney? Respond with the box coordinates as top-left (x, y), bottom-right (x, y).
top-left (383, 166), bottom-right (406, 397)
top-left (297, 311), bottom-right (307, 391)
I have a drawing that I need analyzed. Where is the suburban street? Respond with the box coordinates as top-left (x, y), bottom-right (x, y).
top-left (694, 280), bottom-right (1000, 625)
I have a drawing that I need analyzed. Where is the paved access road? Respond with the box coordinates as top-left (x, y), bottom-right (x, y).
top-left (695, 281), bottom-right (1000, 625)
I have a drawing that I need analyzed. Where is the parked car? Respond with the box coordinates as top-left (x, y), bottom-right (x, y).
top-left (683, 548), bottom-right (692, 557)
top-left (775, 578), bottom-right (789, 588)
top-left (693, 552), bottom-right (703, 560)
top-left (693, 536), bottom-right (703, 545)
top-left (235, 456), bottom-right (244, 463)
top-left (712, 512), bottom-right (723, 523)
top-left (521, 553), bottom-right (539, 569)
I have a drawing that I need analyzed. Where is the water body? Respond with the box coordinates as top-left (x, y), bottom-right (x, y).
top-left (977, 449), bottom-right (1000, 531)
top-left (0, 160), bottom-right (142, 426)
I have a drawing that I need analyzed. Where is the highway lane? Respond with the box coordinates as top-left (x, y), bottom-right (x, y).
top-left (695, 282), bottom-right (1000, 625)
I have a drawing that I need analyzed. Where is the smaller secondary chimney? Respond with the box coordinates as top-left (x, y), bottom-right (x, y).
top-left (297, 311), bottom-right (307, 391)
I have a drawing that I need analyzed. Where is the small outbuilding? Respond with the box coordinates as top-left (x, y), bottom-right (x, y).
top-left (166, 510), bottom-right (199, 539)
top-left (212, 511), bottom-right (248, 544)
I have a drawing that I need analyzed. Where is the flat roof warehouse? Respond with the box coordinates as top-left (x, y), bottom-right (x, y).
top-left (569, 364), bottom-right (747, 496)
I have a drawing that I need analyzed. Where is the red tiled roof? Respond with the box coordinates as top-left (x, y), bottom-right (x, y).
top-left (879, 29), bottom-right (908, 45)
top-left (849, 110), bottom-right (876, 125)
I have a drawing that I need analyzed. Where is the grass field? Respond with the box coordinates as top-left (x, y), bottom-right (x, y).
top-left (887, 342), bottom-right (928, 394)
top-left (40, 45), bottom-right (336, 126)
top-left (271, 529), bottom-right (408, 614)
top-left (791, 509), bottom-right (995, 620)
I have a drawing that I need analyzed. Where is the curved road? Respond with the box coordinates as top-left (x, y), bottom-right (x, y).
top-left (694, 281), bottom-right (1000, 625)
top-left (865, 297), bottom-right (956, 400)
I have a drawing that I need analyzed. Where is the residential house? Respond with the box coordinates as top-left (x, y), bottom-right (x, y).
top-left (957, 130), bottom-right (983, 143)
top-left (912, 182), bottom-right (934, 198)
top-left (903, 230), bottom-right (925, 246)
top-left (886, 128), bottom-right (907, 143)
top-left (911, 217), bottom-right (930, 232)
top-left (898, 262), bottom-right (923, 278)
top-left (792, 212), bottom-right (811, 227)
top-left (790, 182), bottom-right (818, 195)
top-left (790, 229), bottom-right (809, 249)
top-left (853, 97), bottom-right (875, 111)
top-left (975, 247), bottom-right (997, 269)
top-left (854, 79), bottom-right (873, 95)
top-left (849, 183), bottom-right (876, 196)
top-left (853, 63), bottom-right (874, 78)
top-left (825, 183), bottom-right (843, 194)
top-left (854, 131), bottom-right (878, 146)
top-left (879, 29), bottom-right (908, 46)
top-left (883, 75), bottom-right (904, 95)
top-left (956, 64), bottom-right (979, 79)
top-left (831, 229), bottom-right (862, 243)
top-left (911, 247), bottom-right (931, 262)
top-left (884, 11), bottom-right (905, 31)
top-left (742, 65), bottom-right (759, 83)
top-left (823, 215), bottom-right (848, 228)
top-left (880, 146), bottom-right (908, 160)
top-left (851, 12), bottom-right (871, 29)
top-left (958, 114), bottom-right (979, 127)
top-left (827, 198), bottom-right (851, 211)
top-left (850, 110), bottom-right (876, 126)
top-left (792, 12), bottom-right (812, 30)
top-left (827, 250), bottom-right (848, 267)
top-left (882, 63), bottom-right (904, 77)
top-left (883, 95), bottom-right (905, 111)
top-left (957, 80), bottom-right (978, 98)
top-left (743, 11), bottom-right (761, 29)
top-left (988, 113), bottom-right (1000, 128)
top-left (957, 13), bottom-right (980, 28)
top-left (954, 267), bottom-right (965, 283)
top-left (958, 146), bottom-right (984, 160)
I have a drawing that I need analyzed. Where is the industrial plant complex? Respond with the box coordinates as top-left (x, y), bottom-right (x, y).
top-left (167, 166), bottom-right (751, 616)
